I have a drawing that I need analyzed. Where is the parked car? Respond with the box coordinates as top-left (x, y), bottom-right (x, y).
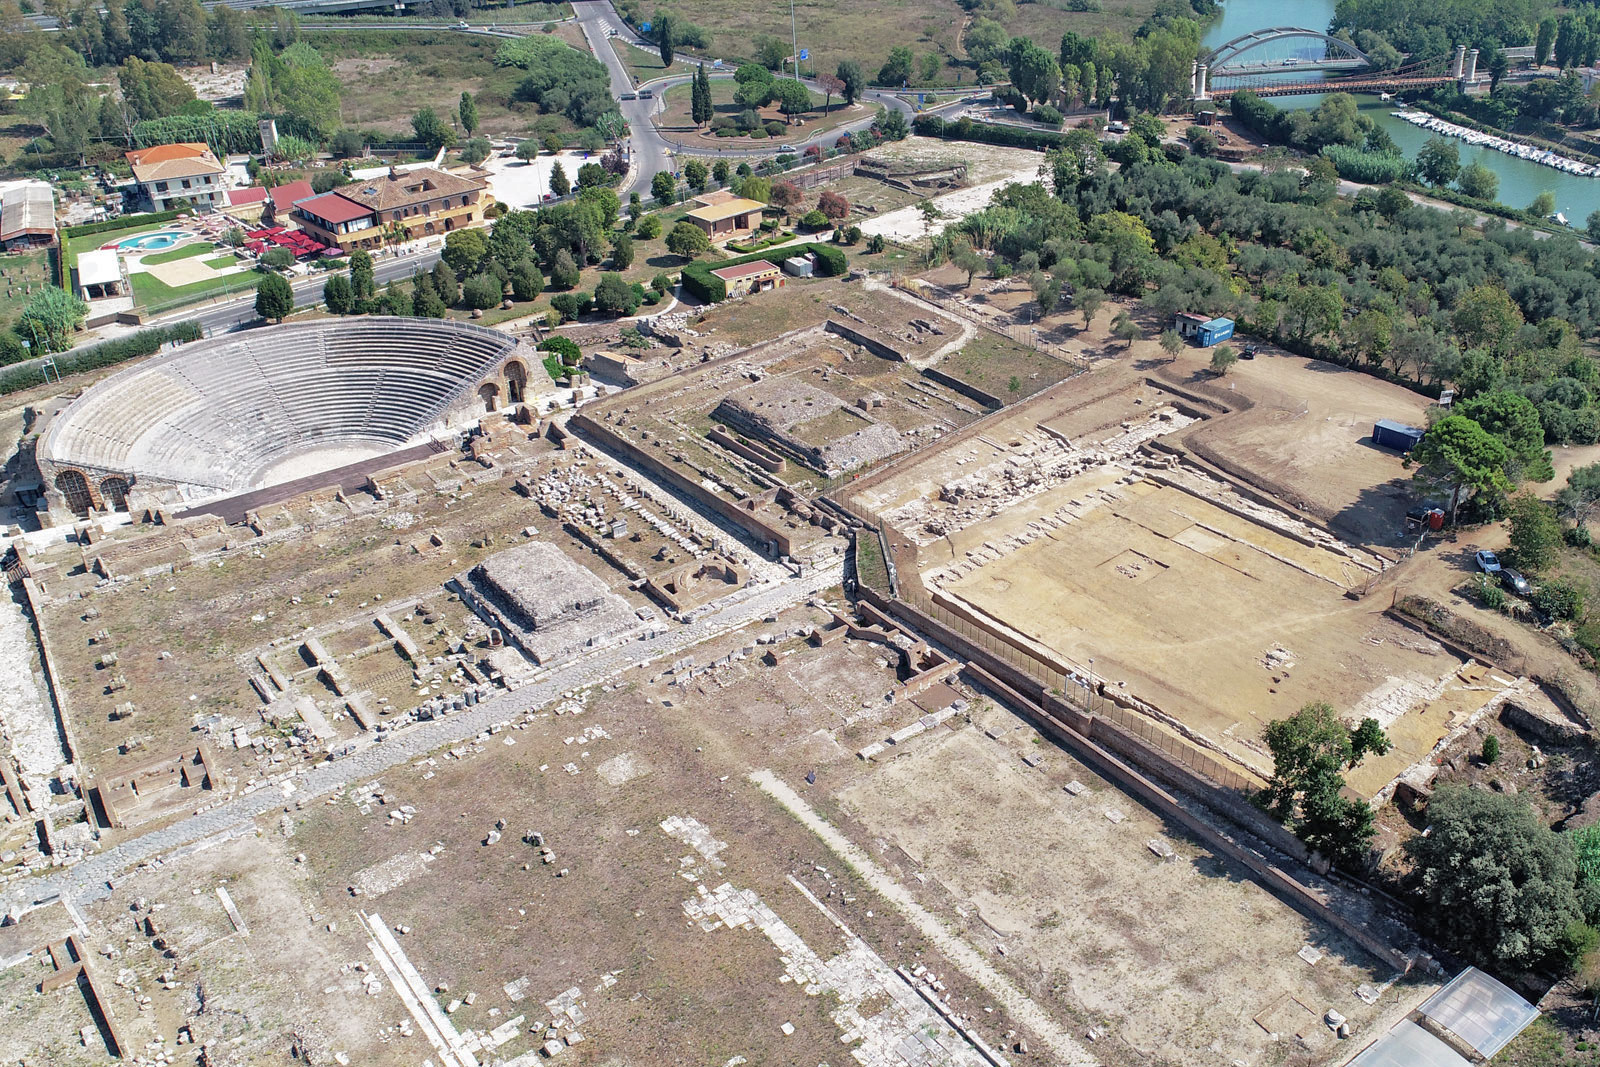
top-left (1475, 549), bottom-right (1502, 575)
top-left (542, 193), bottom-right (555, 202)
top-left (1240, 344), bottom-right (1259, 359)
top-left (1501, 568), bottom-right (1532, 596)
top-left (779, 144), bottom-right (797, 153)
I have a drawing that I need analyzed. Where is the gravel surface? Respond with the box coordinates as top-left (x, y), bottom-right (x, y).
top-left (4, 560), bottom-right (844, 914)
top-left (0, 589), bottom-right (68, 781)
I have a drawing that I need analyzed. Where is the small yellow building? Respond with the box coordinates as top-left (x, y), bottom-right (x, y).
top-left (686, 196), bottom-right (765, 243)
top-left (711, 260), bottom-right (784, 297)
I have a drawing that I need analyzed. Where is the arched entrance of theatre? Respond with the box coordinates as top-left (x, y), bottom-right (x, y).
top-left (478, 382), bottom-right (500, 412)
top-left (99, 476), bottom-right (131, 512)
top-left (504, 360), bottom-right (528, 404)
top-left (55, 469), bottom-right (95, 515)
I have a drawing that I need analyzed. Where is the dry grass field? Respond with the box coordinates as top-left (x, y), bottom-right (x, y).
top-left (622, 0), bottom-right (1165, 82)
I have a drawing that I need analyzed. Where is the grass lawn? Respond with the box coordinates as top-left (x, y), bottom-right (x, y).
top-left (142, 242), bottom-right (217, 265)
top-left (64, 221), bottom-right (163, 268)
top-left (616, 0), bottom-right (1163, 84)
top-left (205, 255), bottom-right (243, 270)
top-left (933, 329), bottom-right (1076, 400)
top-left (0, 248), bottom-right (52, 322)
top-left (657, 79), bottom-right (858, 144)
top-left (131, 269), bottom-right (261, 314)
top-left (307, 30), bottom-right (573, 141)
top-left (300, 0), bottom-right (569, 24)
top-left (0, 114), bottom-right (42, 168)
top-left (611, 38), bottom-right (693, 84)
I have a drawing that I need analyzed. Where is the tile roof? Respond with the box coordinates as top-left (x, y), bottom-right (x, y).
top-left (712, 260), bottom-right (781, 281)
top-left (125, 142), bottom-right (225, 183)
top-left (334, 167), bottom-right (486, 213)
top-left (296, 191), bottom-right (375, 226)
top-left (687, 198), bottom-right (765, 224)
top-left (226, 187), bottom-right (269, 206)
top-left (269, 180), bottom-right (316, 211)
top-left (691, 189), bottom-right (740, 208)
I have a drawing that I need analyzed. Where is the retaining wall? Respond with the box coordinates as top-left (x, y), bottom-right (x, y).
top-left (855, 582), bottom-right (1415, 974)
top-left (923, 367), bottom-right (1004, 410)
top-left (570, 413), bottom-right (794, 557)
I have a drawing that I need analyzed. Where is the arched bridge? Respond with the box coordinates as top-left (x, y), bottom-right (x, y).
top-left (1195, 29), bottom-right (1465, 100)
top-left (1205, 27), bottom-right (1372, 75)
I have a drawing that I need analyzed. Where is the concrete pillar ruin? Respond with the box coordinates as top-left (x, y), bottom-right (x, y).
top-left (1196, 64), bottom-right (1210, 101)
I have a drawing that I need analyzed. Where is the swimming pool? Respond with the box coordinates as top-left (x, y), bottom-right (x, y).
top-left (114, 230), bottom-right (195, 252)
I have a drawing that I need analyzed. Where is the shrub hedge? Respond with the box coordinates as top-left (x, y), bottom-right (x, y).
top-left (0, 320), bottom-right (203, 396)
top-left (62, 210), bottom-right (185, 240)
top-left (680, 243), bottom-right (847, 303)
top-left (912, 114), bottom-right (1068, 151)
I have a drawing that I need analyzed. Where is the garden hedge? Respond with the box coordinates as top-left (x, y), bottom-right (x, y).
top-left (913, 114), bottom-right (1069, 151)
top-left (62, 209), bottom-right (185, 240)
top-left (0, 320), bottom-right (203, 396)
top-left (680, 243), bottom-right (847, 303)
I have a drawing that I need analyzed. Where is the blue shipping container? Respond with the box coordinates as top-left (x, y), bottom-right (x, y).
top-left (1373, 419), bottom-right (1424, 452)
top-left (1196, 317), bottom-right (1234, 346)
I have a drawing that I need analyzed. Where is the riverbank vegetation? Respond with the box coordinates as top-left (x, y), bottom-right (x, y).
top-left (1225, 90), bottom-right (1570, 228)
top-left (932, 136), bottom-right (1600, 497)
top-left (1332, 0), bottom-right (1600, 155)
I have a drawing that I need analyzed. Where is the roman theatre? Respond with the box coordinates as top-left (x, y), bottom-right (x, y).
top-left (32, 317), bottom-right (552, 518)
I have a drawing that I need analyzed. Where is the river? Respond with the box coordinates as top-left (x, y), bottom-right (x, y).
top-left (1202, 0), bottom-right (1600, 224)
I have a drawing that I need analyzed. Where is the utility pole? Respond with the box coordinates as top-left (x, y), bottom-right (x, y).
top-left (790, 0), bottom-right (800, 81)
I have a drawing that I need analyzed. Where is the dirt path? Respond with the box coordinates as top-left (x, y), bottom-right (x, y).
top-left (750, 768), bottom-right (1101, 1067)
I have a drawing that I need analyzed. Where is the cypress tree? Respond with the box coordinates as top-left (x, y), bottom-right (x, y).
top-left (692, 63), bottom-right (713, 126)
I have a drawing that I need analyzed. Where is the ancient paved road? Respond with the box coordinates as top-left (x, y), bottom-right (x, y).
top-left (7, 561), bottom-right (844, 914)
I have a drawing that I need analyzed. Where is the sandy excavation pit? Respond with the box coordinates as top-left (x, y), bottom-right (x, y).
top-left (848, 362), bottom-right (1520, 790)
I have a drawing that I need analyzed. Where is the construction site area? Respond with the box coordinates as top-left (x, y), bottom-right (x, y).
top-left (0, 268), bottom-right (1537, 1067)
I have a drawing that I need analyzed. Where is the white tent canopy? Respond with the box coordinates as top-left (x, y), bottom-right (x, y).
top-left (1344, 968), bottom-right (1538, 1067)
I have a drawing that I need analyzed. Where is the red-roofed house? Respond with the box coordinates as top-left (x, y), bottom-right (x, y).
top-left (292, 167), bottom-right (489, 253)
top-left (710, 259), bottom-right (783, 297)
top-left (224, 179), bottom-right (316, 227)
top-left (124, 143), bottom-right (227, 212)
top-left (292, 191), bottom-right (378, 248)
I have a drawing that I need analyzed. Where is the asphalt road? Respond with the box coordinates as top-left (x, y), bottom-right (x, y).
top-left (151, 245), bottom-right (442, 335)
top-left (571, 0), bottom-right (918, 196)
top-left (572, 0), bottom-right (671, 196)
